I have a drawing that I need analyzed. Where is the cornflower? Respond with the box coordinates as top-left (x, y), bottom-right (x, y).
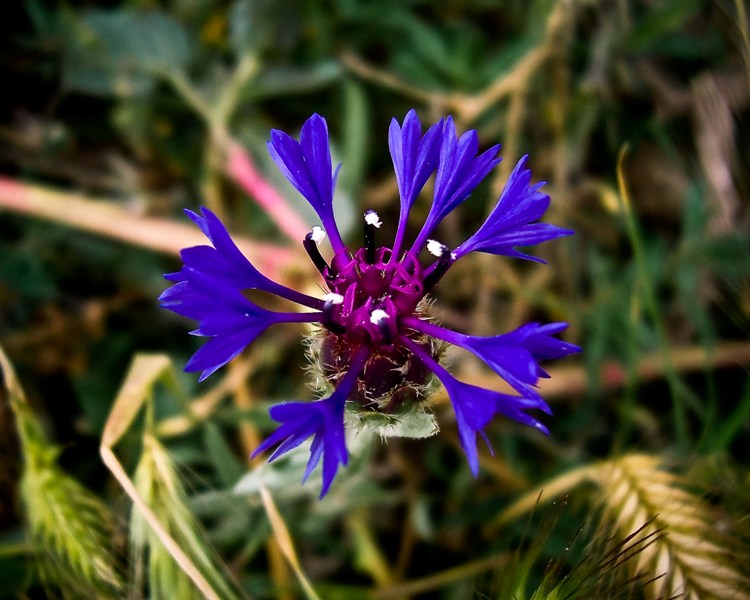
top-left (160, 110), bottom-right (579, 496)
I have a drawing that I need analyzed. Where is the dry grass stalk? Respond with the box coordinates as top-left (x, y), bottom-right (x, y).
top-left (0, 175), bottom-right (296, 276)
top-left (130, 432), bottom-right (244, 600)
top-left (100, 353), bottom-right (245, 600)
top-left (259, 483), bottom-right (322, 600)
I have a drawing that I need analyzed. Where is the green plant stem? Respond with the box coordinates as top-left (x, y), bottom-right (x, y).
top-left (616, 147), bottom-right (689, 451)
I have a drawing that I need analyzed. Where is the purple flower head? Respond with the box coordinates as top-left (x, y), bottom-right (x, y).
top-left (161, 111), bottom-right (578, 496)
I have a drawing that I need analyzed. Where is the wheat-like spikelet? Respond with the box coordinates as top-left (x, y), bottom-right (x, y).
top-left (20, 442), bottom-right (123, 598)
top-left (594, 454), bottom-right (750, 600)
top-left (130, 431), bottom-right (244, 600)
top-left (489, 453), bottom-right (750, 600)
top-left (1, 344), bottom-right (123, 598)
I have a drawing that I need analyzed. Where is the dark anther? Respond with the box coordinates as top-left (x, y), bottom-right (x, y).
top-left (303, 230), bottom-right (330, 276)
top-left (423, 246), bottom-right (454, 292)
top-left (322, 297), bottom-right (346, 334)
top-left (377, 319), bottom-right (392, 345)
top-left (364, 210), bottom-right (379, 264)
top-left (370, 309), bottom-right (393, 345)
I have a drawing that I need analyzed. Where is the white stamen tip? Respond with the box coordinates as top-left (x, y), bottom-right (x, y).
top-left (310, 226), bottom-right (326, 244)
top-left (426, 239), bottom-right (446, 257)
top-left (370, 309), bottom-right (389, 324)
top-left (364, 210), bottom-right (382, 228)
top-left (322, 293), bottom-right (344, 305)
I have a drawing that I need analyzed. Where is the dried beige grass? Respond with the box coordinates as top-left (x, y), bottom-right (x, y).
top-left (130, 431), bottom-right (245, 600)
top-left (596, 454), bottom-right (749, 600)
top-left (98, 354), bottom-right (246, 600)
top-left (490, 453), bottom-right (750, 600)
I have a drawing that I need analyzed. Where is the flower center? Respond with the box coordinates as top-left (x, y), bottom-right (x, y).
top-left (303, 213), bottom-right (450, 410)
top-left (321, 247), bottom-right (424, 346)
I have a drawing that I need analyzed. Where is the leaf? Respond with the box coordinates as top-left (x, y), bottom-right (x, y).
top-left (344, 407), bottom-right (439, 439)
top-left (203, 422), bottom-right (246, 488)
top-left (241, 62), bottom-right (342, 100)
top-left (233, 443), bottom-right (322, 499)
top-left (338, 79), bottom-right (370, 198)
top-left (228, 0), bottom-right (303, 57)
top-left (626, 0), bottom-right (702, 53)
top-left (63, 9), bottom-right (193, 97)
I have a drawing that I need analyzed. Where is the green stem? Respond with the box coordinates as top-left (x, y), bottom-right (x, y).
top-left (616, 147), bottom-right (689, 451)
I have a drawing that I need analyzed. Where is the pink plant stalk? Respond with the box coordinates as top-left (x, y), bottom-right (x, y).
top-left (226, 142), bottom-right (310, 243)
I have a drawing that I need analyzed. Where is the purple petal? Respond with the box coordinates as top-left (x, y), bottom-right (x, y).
top-left (267, 114), bottom-right (345, 252)
top-left (389, 110), bottom-right (445, 259)
top-left (404, 317), bottom-right (579, 396)
top-left (180, 282), bottom-right (274, 378)
top-left (389, 110), bottom-right (444, 209)
top-left (186, 330), bottom-right (263, 381)
top-left (166, 208), bottom-right (271, 291)
top-left (454, 156), bottom-right (573, 262)
top-left (411, 117), bottom-right (501, 253)
top-left (251, 346), bottom-right (370, 497)
top-left (444, 377), bottom-right (551, 475)
top-left (253, 395), bottom-right (347, 496)
top-left (158, 280), bottom-right (208, 320)
top-left (300, 114), bottom-right (334, 201)
top-left (161, 272), bottom-right (321, 381)
top-left (305, 434), bottom-right (326, 482)
top-left (400, 336), bottom-right (551, 475)
top-left (164, 207), bottom-right (323, 309)
top-left (461, 323), bottom-right (580, 391)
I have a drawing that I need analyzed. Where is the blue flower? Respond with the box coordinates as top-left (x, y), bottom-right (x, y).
top-left (161, 111), bottom-right (578, 495)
